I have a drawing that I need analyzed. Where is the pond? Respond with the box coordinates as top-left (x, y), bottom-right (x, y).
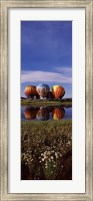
top-left (21, 105), bottom-right (72, 121)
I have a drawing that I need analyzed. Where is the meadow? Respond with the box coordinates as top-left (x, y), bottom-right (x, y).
top-left (21, 98), bottom-right (72, 107)
top-left (21, 120), bottom-right (72, 180)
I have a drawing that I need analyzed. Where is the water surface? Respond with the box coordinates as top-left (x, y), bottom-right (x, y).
top-left (21, 106), bottom-right (72, 121)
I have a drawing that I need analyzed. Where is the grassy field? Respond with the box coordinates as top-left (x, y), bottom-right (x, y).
top-left (21, 120), bottom-right (72, 180)
top-left (21, 99), bottom-right (72, 107)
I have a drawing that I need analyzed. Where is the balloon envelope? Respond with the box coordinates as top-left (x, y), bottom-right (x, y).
top-left (36, 84), bottom-right (50, 98)
top-left (47, 91), bottom-right (54, 99)
top-left (24, 85), bottom-right (37, 98)
top-left (52, 85), bottom-right (65, 99)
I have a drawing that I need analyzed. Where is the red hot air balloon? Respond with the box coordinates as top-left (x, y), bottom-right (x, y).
top-left (52, 85), bottom-right (65, 99)
top-left (24, 85), bottom-right (38, 99)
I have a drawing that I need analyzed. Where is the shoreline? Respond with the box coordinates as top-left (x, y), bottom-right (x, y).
top-left (21, 99), bottom-right (72, 107)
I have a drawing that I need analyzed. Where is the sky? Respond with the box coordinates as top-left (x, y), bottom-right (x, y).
top-left (21, 21), bottom-right (72, 98)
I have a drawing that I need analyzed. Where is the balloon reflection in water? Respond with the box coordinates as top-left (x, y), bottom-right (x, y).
top-left (36, 107), bottom-right (50, 121)
top-left (53, 107), bottom-right (65, 120)
top-left (24, 107), bottom-right (38, 120)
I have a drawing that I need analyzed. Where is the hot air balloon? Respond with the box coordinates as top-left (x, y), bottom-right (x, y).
top-left (36, 107), bottom-right (50, 121)
top-left (53, 107), bottom-right (65, 120)
top-left (36, 84), bottom-right (50, 99)
top-left (24, 107), bottom-right (38, 120)
top-left (46, 91), bottom-right (54, 99)
top-left (24, 85), bottom-right (38, 99)
top-left (52, 85), bottom-right (65, 99)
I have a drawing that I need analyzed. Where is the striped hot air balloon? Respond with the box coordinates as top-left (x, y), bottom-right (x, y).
top-left (52, 85), bottom-right (65, 99)
top-left (24, 85), bottom-right (38, 98)
top-left (53, 107), bottom-right (65, 120)
top-left (36, 84), bottom-right (50, 98)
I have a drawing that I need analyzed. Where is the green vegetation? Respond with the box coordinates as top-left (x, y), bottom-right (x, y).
top-left (21, 119), bottom-right (72, 127)
top-left (21, 120), bottom-right (72, 180)
top-left (21, 98), bottom-right (72, 107)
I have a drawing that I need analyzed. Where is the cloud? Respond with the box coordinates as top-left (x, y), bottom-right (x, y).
top-left (55, 67), bottom-right (72, 76)
top-left (21, 67), bottom-right (72, 84)
top-left (56, 67), bottom-right (72, 73)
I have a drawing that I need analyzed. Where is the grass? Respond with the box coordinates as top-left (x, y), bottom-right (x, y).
top-left (21, 119), bottom-right (72, 180)
top-left (21, 99), bottom-right (72, 107)
top-left (21, 119), bottom-right (72, 126)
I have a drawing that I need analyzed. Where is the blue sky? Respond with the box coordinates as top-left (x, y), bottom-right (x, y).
top-left (21, 21), bottom-right (72, 98)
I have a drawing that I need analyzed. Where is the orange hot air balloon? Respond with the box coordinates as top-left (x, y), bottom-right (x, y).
top-left (24, 107), bottom-right (38, 119)
top-left (52, 85), bottom-right (65, 99)
top-left (24, 85), bottom-right (38, 98)
top-left (53, 107), bottom-right (65, 120)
